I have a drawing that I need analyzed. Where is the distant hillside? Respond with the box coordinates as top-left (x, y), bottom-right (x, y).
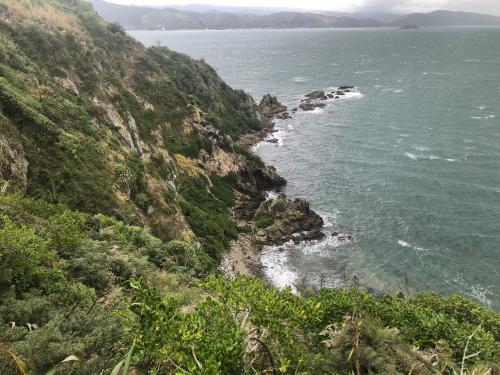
top-left (90, 0), bottom-right (385, 30)
top-left (392, 10), bottom-right (500, 27)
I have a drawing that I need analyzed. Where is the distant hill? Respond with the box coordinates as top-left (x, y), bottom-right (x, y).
top-left (90, 1), bottom-right (500, 30)
top-left (90, 0), bottom-right (385, 30)
top-left (391, 10), bottom-right (500, 27)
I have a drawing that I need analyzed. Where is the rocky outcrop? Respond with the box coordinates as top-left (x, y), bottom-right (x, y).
top-left (305, 90), bottom-right (328, 100)
top-left (255, 193), bottom-right (325, 246)
top-left (0, 129), bottom-right (28, 192)
top-left (239, 94), bottom-right (290, 147)
top-left (92, 98), bottom-right (142, 154)
top-left (298, 86), bottom-right (357, 112)
top-left (257, 94), bottom-right (289, 119)
top-left (299, 101), bottom-right (326, 111)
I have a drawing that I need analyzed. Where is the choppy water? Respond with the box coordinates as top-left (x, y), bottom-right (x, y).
top-left (131, 27), bottom-right (500, 309)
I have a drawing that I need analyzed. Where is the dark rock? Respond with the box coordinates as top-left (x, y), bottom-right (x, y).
top-left (276, 111), bottom-right (292, 120)
top-left (334, 96), bottom-right (340, 99)
top-left (335, 91), bottom-right (346, 96)
top-left (299, 102), bottom-right (315, 111)
top-left (256, 193), bottom-right (324, 246)
top-left (305, 229), bottom-right (325, 241)
top-left (258, 94), bottom-right (288, 119)
top-left (266, 138), bottom-right (278, 144)
top-left (291, 108), bottom-right (298, 112)
top-left (305, 90), bottom-right (327, 100)
top-left (338, 85), bottom-right (354, 91)
top-left (332, 231), bottom-right (339, 237)
top-left (327, 94), bottom-right (334, 98)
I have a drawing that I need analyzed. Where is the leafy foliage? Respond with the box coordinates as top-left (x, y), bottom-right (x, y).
top-left (131, 276), bottom-right (499, 374)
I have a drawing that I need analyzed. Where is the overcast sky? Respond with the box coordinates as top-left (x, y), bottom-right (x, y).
top-left (107, 0), bottom-right (500, 15)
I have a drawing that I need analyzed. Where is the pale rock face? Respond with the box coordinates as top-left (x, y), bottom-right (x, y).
top-left (92, 98), bottom-right (142, 154)
top-left (126, 113), bottom-right (142, 155)
top-left (0, 133), bottom-right (28, 192)
top-left (202, 148), bottom-right (243, 176)
top-left (55, 77), bottom-right (79, 95)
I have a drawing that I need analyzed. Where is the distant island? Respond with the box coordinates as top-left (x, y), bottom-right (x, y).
top-left (91, 0), bottom-right (500, 30)
top-left (400, 24), bottom-right (419, 29)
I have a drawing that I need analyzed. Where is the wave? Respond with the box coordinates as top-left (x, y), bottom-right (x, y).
top-left (451, 273), bottom-right (493, 308)
top-left (412, 144), bottom-right (430, 152)
top-left (291, 76), bottom-right (307, 82)
top-left (338, 91), bottom-right (365, 100)
top-left (261, 246), bottom-right (299, 293)
top-left (398, 240), bottom-right (429, 252)
top-left (404, 152), bottom-right (456, 162)
top-left (471, 115), bottom-right (496, 120)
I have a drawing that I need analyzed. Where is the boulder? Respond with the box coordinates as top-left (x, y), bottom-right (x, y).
top-left (338, 85), bottom-right (354, 91)
top-left (299, 102), bottom-right (315, 111)
top-left (305, 90), bottom-right (327, 100)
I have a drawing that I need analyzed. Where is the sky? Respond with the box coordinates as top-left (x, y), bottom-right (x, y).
top-left (107, 0), bottom-right (500, 16)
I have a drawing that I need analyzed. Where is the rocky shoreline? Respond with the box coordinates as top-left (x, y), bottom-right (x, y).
top-left (222, 92), bottom-right (335, 279)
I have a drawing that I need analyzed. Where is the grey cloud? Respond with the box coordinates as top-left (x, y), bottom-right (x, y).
top-left (352, 0), bottom-right (500, 16)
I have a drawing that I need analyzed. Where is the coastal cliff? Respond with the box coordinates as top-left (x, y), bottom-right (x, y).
top-left (0, 1), bottom-right (498, 374)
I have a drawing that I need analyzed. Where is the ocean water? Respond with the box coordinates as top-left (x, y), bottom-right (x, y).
top-left (131, 27), bottom-right (500, 309)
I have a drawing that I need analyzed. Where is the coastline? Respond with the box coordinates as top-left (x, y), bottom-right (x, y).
top-left (222, 94), bottom-right (325, 282)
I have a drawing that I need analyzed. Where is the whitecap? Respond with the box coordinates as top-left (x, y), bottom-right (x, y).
top-left (261, 246), bottom-right (298, 293)
top-left (392, 89), bottom-right (403, 93)
top-left (412, 144), bottom-right (430, 152)
top-left (339, 91), bottom-right (365, 100)
top-left (355, 70), bottom-right (375, 74)
top-left (291, 76), bottom-right (307, 82)
top-left (398, 240), bottom-right (429, 252)
top-left (404, 152), bottom-right (420, 160)
top-left (308, 107), bottom-right (325, 114)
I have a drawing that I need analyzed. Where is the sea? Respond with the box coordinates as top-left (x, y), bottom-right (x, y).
top-left (131, 27), bottom-right (500, 309)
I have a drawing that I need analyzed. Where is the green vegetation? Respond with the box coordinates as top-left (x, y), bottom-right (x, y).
top-left (178, 174), bottom-right (238, 262)
top-left (0, 192), bottom-right (200, 374)
top-left (0, 1), bottom-right (498, 374)
top-left (1, 193), bottom-right (499, 374)
top-left (255, 211), bottom-right (275, 229)
top-left (131, 276), bottom-right (499, 374)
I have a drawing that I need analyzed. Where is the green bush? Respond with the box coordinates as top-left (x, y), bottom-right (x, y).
top-left (255, 212), bottom-right (275, 229)
top-left (0, 214), bottom-right (64, 293)
top-left (178, 175), bottom-right (238, 261)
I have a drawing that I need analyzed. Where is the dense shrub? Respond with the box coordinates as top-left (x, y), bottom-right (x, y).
top-left (178, 175), bottom-right (238, 261)
top-left (255, 211), bottom-right (275, 228)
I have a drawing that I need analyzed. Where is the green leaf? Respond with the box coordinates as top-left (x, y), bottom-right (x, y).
top-left (110, 360), bottom-right (124, 375)
top-left (122, 341), bottom-right (135, 375)
top-left (45, 355), bottom-right (79, 375)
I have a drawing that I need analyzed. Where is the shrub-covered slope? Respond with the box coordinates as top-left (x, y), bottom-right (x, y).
top-left (0, 0), bottom-right (272, 256)
top-left (0, 1), bottom-right (498, 374)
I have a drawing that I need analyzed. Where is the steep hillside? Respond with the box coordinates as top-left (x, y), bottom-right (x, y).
top-left (0, 1), bottom-right (498, 374)
top-left (0, 0), bottom-right (285, 261)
